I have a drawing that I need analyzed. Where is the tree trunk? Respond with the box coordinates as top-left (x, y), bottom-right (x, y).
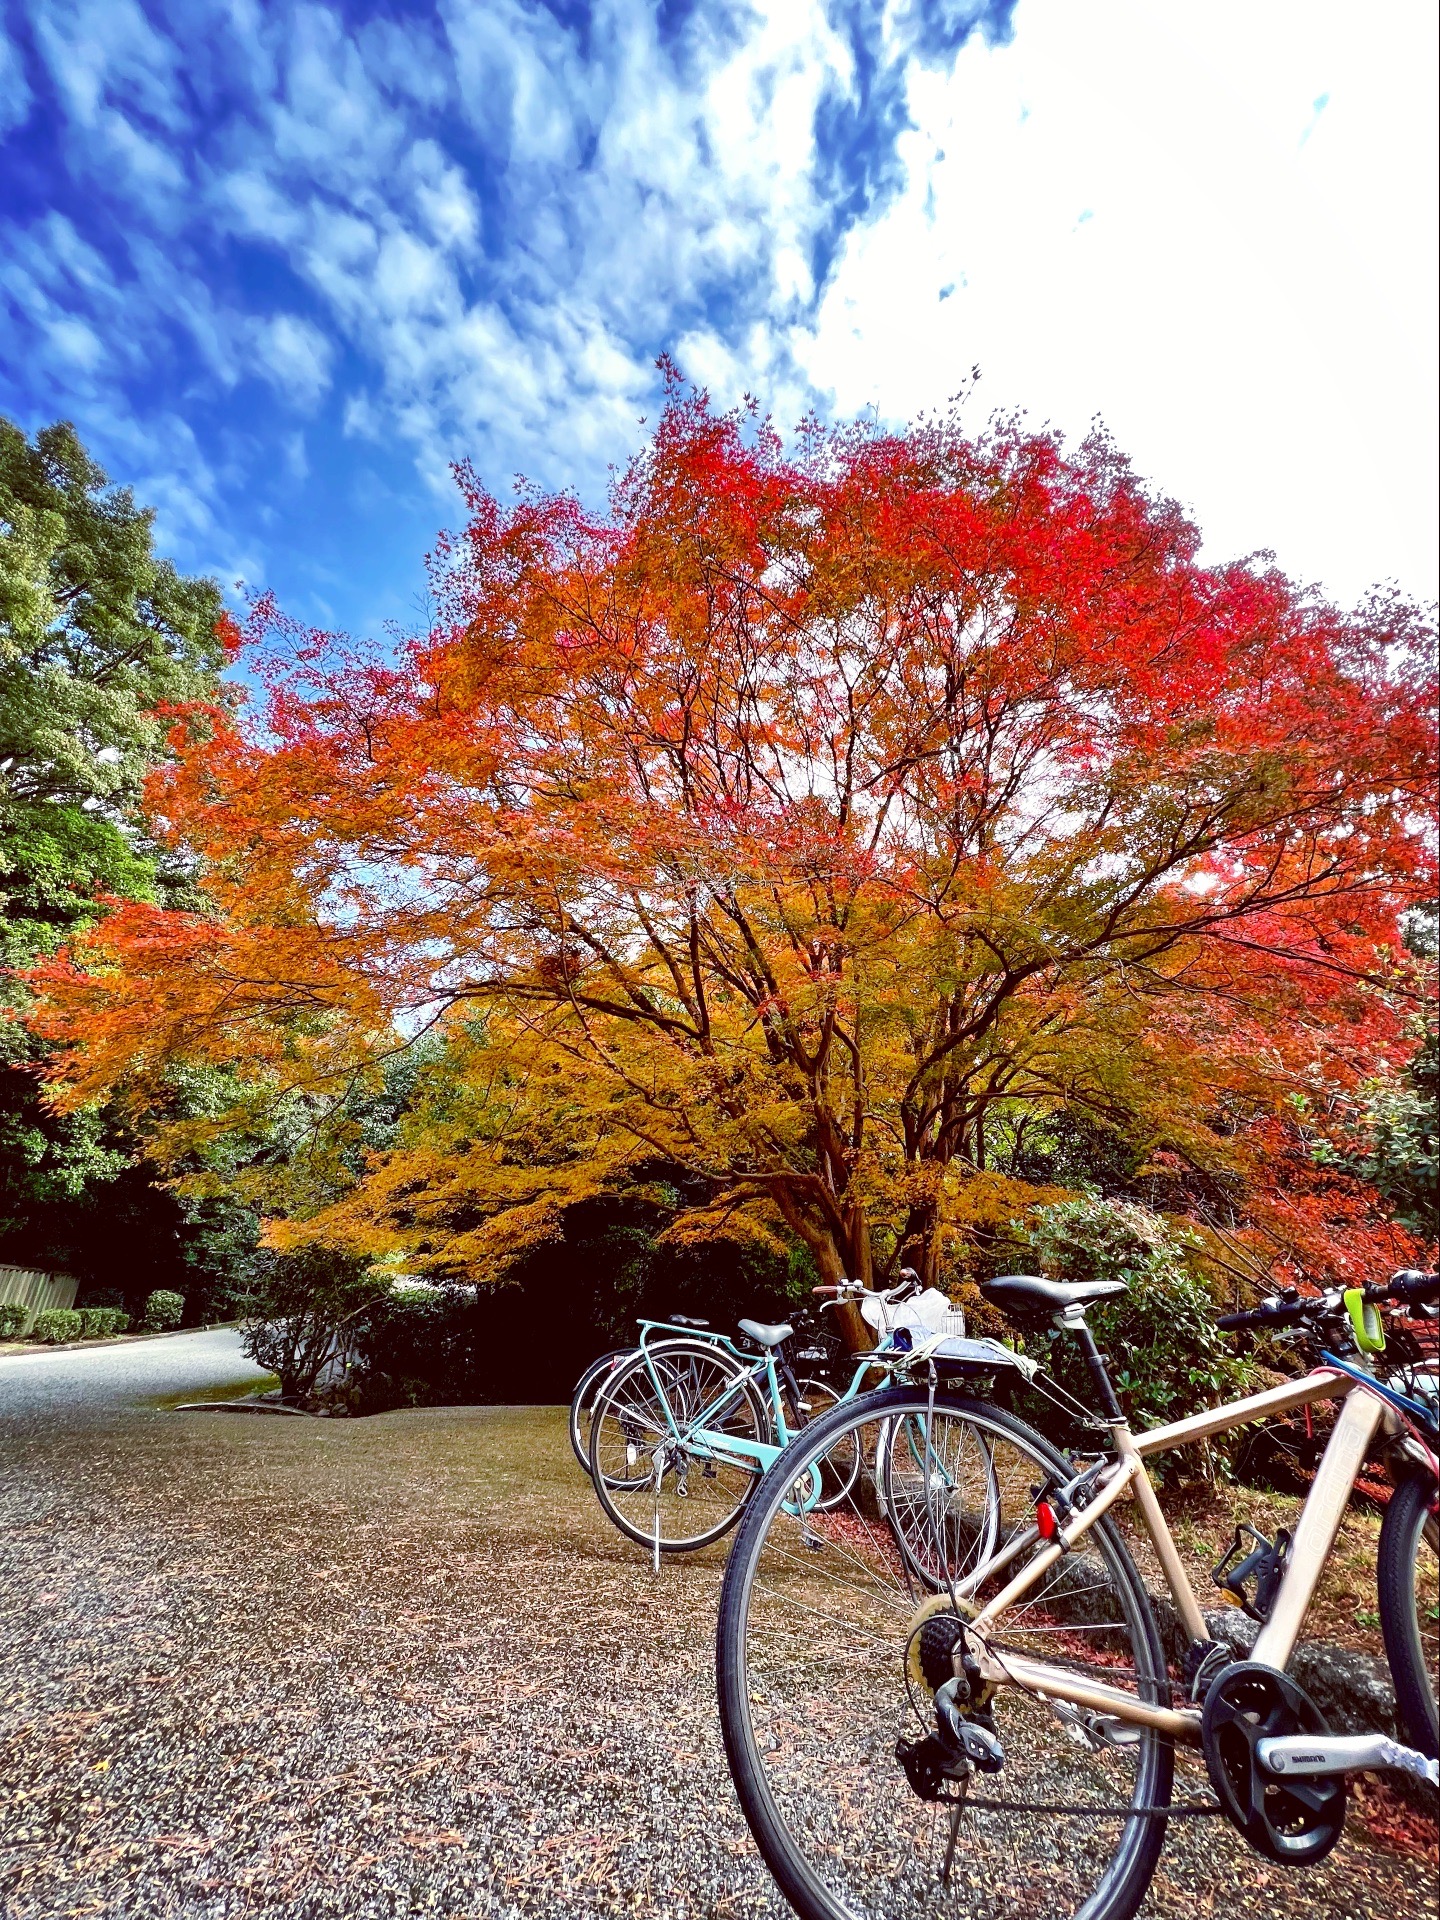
top-left (898, 1209), bottom-right (941, 1288)
top-left (773, 1186), bottom-right (876, 1356)
top-left (831, 1205), bottom-right (876, 1356)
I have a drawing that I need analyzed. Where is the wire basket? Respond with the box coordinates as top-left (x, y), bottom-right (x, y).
top-left (861, 1289), bottom-right (966, 1341)
top-left (1386, 1304), bottom-right (1440, 1425)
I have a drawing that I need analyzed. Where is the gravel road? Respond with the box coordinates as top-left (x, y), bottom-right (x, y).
top-left (1, 1341), bottom-right (1432, 1919)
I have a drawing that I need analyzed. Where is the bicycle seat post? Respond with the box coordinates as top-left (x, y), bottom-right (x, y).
top-left (1056, 1304), bottom-right (1127, 1427)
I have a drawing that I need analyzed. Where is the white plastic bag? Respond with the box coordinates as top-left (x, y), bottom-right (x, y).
top-left (861, 1286), bottom-right (966, 1340)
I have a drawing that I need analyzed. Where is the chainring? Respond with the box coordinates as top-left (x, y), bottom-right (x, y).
top-left (1200, 1662), bottom-right (1346, 1866)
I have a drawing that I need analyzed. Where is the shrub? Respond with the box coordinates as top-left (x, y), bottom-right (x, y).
top-left (142, 1289), bottom-right (185, 1331)
top-left (1023, 1195), bottom-right (1254, 1446)
top-left (31, 1307), bottom-right (83, 1344)
top-left (0, 1302), bottom-right (29, 1339)
top-left (239, 1249), bottom-right (385, 1403)
top-left (78, 1306), bottom-right (128, 1337)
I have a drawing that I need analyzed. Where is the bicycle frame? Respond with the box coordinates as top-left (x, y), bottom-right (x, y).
top-left (958, 1365), bottom-right (1398, 1745)
top-left (631, 1317), bottom-right (893, 1481)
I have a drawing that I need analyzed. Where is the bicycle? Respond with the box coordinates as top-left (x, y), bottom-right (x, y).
top-left (716, 1266), bottom-right (1439, 1920)
top-left (567, 1315), bottom-right (714, 1472)
top-left (587, 1277), bottom-right (999, 1567)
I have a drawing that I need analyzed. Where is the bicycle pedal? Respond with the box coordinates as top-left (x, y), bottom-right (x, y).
top-left (1211, 1523), bottom-right (1291, 1622)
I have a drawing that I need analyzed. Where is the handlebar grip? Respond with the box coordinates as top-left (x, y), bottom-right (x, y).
top-left (1390, 1270), bottom-right (1440, 1307)
top-left (1218, 1300), bottom-right (1314, 1332)
top-left (811, 1285), bottom-right (841, 1296)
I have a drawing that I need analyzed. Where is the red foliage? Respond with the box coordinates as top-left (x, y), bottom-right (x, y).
top-left (26, 379), bottom-right (1438, 1287)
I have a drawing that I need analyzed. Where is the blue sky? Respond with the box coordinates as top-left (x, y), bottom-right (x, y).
top-left (1, 0), bottom-right (1435, 640)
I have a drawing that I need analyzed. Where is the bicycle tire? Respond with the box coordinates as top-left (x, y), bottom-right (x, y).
top-left (1378, 1468), bottom-right (1440, 1758)
top-left (568, 1348), bottom-right (634, 1472)
top-left (794, 1377), bottom-right (862, 1509)
top-left (880, 1406), bottom-right (1001, 1592)
top-left (717, 1386), bottom-right (1173, 1920)
top-left (589, 1339), bottom-right (739, 1497)
top-left (589, 1339), bottom-right (770, 1553)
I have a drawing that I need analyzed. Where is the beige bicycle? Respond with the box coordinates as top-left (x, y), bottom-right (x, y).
top-left (716, 1267), bottom-right (1439, 1920)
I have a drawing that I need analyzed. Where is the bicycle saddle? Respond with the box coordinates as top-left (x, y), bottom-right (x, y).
top-left (981, 1274), bottom-right (1128, 1318)
top-left (736, 1319), bottom-right (793, 1348)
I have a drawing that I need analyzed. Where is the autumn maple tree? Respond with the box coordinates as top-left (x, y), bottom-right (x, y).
top-left (30, 379), bottom-right (1438, 1319)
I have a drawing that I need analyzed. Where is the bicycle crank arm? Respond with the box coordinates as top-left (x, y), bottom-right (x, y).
top-left (1257, 1733), bottom-right (1440, 1789)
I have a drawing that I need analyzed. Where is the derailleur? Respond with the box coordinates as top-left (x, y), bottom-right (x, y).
top-left (896, 1680), bottom-right (1005, 1801)
top-left (896, 1612), bottom-right (1006, 1803)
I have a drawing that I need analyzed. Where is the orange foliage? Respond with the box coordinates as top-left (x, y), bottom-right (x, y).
top-left (29, 378), bottom-right (1437, 1291)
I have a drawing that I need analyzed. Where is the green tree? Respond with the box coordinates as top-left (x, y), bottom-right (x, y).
top-left (1023, 1195), bottom-right (1254, 1440)
top-left (0, 417), bottom-right (234, 1307)
top-left (1, 418), bottom-right (225, 813)
top-left (1315, 1025), bottom-right (1439, 1242)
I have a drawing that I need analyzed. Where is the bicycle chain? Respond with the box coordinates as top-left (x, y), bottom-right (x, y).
top-left (940, 1795), bottom-right (1223, 1817)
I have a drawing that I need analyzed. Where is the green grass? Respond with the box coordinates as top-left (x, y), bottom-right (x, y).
top-left (144, 1373), bottom-right (280, 1409)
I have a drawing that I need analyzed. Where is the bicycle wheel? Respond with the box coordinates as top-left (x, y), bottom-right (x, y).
top-left (1378, 1469), bottom-right (1439, 1757)
top-left (568, 1348), bottom-right (633, 1472)
top-left (589, 1339), bottom-right (770, 1553)
top-left (717, 1387), bottom-right (1173, 1920)
top-left (795, 1377), bottom-right (862, 1510)
top-left (880, 1405), bottom-right (1001, 1593)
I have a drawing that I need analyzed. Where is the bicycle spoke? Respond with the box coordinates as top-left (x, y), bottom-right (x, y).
top-left (718, 1388), bottom-right (1173, 1920)
top-left (589, 1339), bottom-right (767, 1554)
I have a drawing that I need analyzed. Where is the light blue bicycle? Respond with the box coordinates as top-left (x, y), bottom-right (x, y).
top-left (587, 1276), bottom-right (1006, 1574)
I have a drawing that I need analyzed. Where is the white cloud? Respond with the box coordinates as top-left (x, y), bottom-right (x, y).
top-left (0, 30), bottom-right (32, 139)
top-left (253, 314), bottom-right (334, 408)
top-left (7, 0), bottom-right (1433, 615)
top-left (31, 0), bottom-right (184, 131)
top-left (47, 315), bottom-right (104, 370)
top-left (790, 0), bottom-right (1439, 603)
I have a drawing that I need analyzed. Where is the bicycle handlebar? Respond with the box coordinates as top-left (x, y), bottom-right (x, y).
top-left (1379, 1269), bottom-right (1440, 1307)
top-left (1217, 1270), bottom-right (1440, 1334)
top-left (1217, 1298), bottom-right (1315, 1332)
top-left (813, 1274), bottom-right (925, 1316)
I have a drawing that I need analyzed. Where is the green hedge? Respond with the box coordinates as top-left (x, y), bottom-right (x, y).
top-left (30, 1307), bottom-right (83, 1344)
top-left (142, 1289), bottom-right (185, 1331)
top-left (78, 1306), bottom-right (130, 1337)
top-left (0, 1302), bottom-right (29, 1339)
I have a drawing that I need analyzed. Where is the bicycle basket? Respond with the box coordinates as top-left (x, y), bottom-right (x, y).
top-left (1386, 1304), bottom-right (1440, 1432)
top-left (861, 1287), bottom-right (966, 1340)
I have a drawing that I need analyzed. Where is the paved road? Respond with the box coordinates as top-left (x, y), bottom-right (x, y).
top-left (0, 1326), bottom-right (264, 1426)
top-left (1, 1344), bottom-right (1432, 1920)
